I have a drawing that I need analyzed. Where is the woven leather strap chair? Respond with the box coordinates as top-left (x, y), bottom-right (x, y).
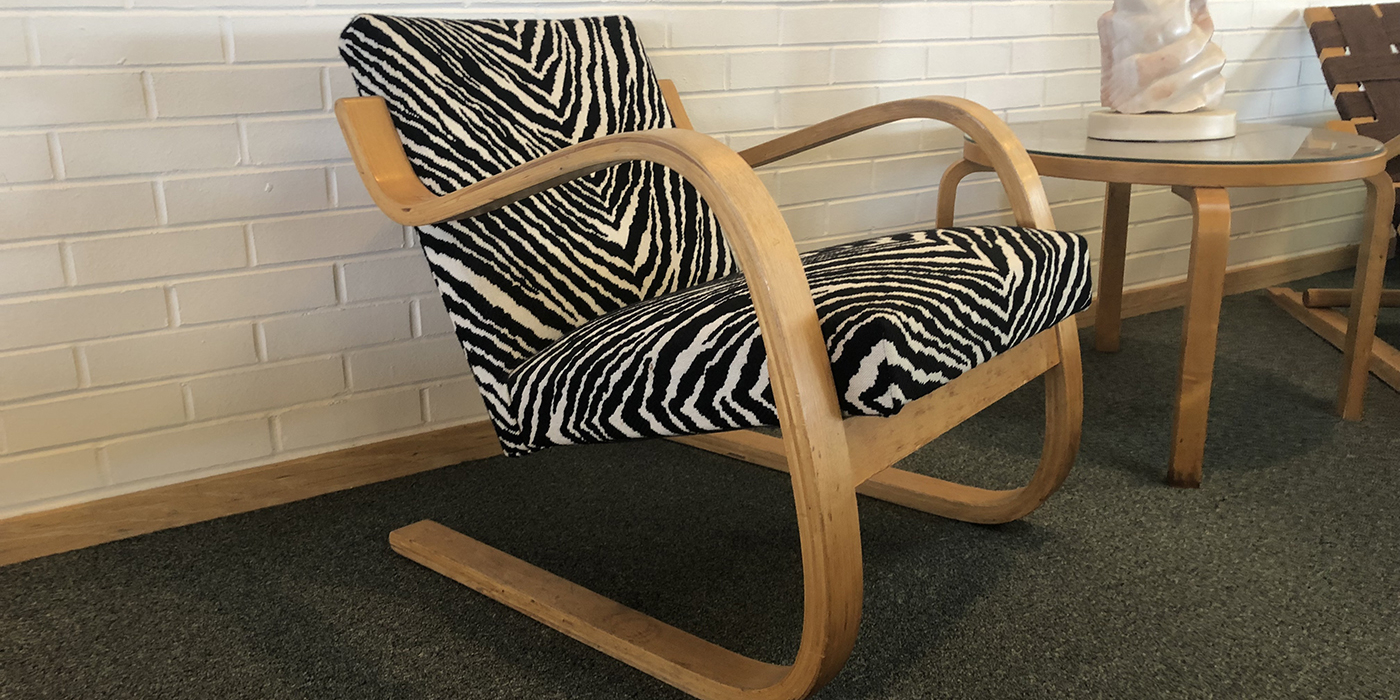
top-left (1268, 5), bottom-right (1400, 409)
top-left (336, 14), bottom-right (1091, 699)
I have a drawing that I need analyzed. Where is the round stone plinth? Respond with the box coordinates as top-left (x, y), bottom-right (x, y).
top-left (1086, 109), bottom-right (1237, 142)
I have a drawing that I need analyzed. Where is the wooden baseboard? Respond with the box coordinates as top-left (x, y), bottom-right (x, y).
top-left (0, 421), bottom-right (502, 568)
top-left (1076, 244), bottom-right (1360, 328)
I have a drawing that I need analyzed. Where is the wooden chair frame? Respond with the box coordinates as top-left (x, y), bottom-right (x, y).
top-left (1265, 5), bottom-right (1400, 408)
top-left (336, 80), bottom-right (1083, 700)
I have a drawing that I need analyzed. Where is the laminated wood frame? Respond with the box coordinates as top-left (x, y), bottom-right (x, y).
top-left (337, 80), bottom-right (1082, 700)
top-left (1266, 5), bottom-right (1400, 405)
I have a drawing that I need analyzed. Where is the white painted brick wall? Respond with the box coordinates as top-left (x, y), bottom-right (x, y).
top-left (260, 302), bottom-right (414, 361)
top-left (186, 356), bottom-right (345, 420)
top-left (60, 124), bottom-right (243, 178)
top-left (0, 242), bottom-right (64, 295)
top-left (0, 348), bottom-right (79, 403)
top-left (0, 73), bottom-right (148, 127)
top-left (70, 226), bottom-right (248, 284)
top-left (84, 325), bottom-right (259, 386)
top-left (151, 67), bottom-right (326, 117)
top-left (0, 134), bottom-right (54, 183)
top-left (172, 265), bottom-right (338, 323)
top-left (1, 383), bottom-right (186, 453)
top-left (347, 335), bottom-right (471, 391)
top-left (0, 0), bottom-right (1360, 518)
top-left (105, 418), bottom-right (274, 483)
top-left (2, 182), bottom-right (159, 240)
top-left (278, 387), bottom-right (423, 451)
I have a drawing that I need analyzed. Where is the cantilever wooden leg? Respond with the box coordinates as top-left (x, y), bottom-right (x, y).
top-left (935, 159), bottom-right (992, 228)
top-left (390, 425), bottom-right (863, 700)
top-left (391, 521), bottom-right (788, 693)
top-left (1337, 172), bottom-right (1396, 420)
top-left (674, 318), bottom-right (1083, 525)
top-left (1166, 186), bottom-right (1231, 488)
top-left (1094, 182), bottom-right (1132, 352)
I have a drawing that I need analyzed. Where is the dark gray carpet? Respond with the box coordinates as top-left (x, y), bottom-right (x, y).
top-left (3, 269), bottom-right (1399, 700)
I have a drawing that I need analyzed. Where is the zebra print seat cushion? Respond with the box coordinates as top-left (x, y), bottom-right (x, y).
top-left (502, 226), bottom-right (1091, 455)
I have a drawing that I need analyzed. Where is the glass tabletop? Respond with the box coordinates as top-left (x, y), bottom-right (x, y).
top-left (992, 120), bottom-right (1384, 165)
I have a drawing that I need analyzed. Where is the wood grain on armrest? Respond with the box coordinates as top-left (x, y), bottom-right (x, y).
top-left (737, 96), bottom-right (1054, 229)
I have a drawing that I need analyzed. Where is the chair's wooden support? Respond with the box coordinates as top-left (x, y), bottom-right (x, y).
top-left (1338, 172), bottom-right (1398, 418)
top-left (657, 79), bottom-right (694, 130)
top-left (1303, 288), bottom-right (1400, 308)
top-left (673, 318), bottom-right (1082, 525)
top-left (933, 158), bottom-right (992, 228)
top-left (387, 436), bottom-right (863, 700)
top-left (670, 430), bottom-right (789, 472)
top-left (1267, 287), bottom-right (1400, 393)
top-left (1304, 5), bottom-right (1400, 142)
top-left (341, 90), bottom-right (1079, 699)
top-left (341, 93), bottom-right (864, 700)
top-left (862, 317), bottom-right (1082, 523)
top-left (1298, 8), bottom-right (1400, 417)
top-left (841, 324), bottom-right (1061, 482)
top-left (740, 96), bottom-right (1055, 230)
top-left (390, 521), bottom-right (790, 696)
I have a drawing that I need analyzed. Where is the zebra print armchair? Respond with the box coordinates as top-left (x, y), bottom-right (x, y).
top-left (337, 14), bottom-right (1091, 700)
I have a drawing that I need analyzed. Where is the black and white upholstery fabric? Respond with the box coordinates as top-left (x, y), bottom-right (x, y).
top-left (340, 14), bottom-right (1093, 456)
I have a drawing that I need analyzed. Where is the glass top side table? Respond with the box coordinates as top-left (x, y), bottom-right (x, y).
top-left (945, 120), bottom-right (1390, 488)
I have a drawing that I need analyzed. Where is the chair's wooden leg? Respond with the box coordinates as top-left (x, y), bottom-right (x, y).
top-left (1094, 182), bottom-right (1132, 352)
top-left (1302, 288), bottom-right (1400, 308)
top-left (390, 422), bottom-right (864, 700)
top-left (1266, 287), bottom-right (1400, 393)
top-left (674, 318), bottom-right (1084, 525)
top-left (935, 158), bottom-right (992, 228)
top-left (1338, 172), bottom-right (1397, 420)
top-left (391, 521), bottom-right (788, 694)
top-left (671, 430), bottom-right (789, 472)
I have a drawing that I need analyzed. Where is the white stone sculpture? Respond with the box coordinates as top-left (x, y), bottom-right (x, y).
top-left (1098, 0), bottom-right (1227, 114)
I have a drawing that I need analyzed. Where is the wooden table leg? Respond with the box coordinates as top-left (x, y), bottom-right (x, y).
top-left (1166, 186), bottom-right (1231, 488)
top-left (1337, 172), bottom-right (1396, 419)
top-left (1095, 182), bottom-right (1132, 352)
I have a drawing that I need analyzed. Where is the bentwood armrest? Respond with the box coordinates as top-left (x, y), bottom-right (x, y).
top-left (337, 96), bottom-right (782, 229)
top-left (738, 96), bottom-right (1054, 230)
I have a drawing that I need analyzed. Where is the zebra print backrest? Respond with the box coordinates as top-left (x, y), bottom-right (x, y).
top-left (339, 14), bottom-right (735, 419)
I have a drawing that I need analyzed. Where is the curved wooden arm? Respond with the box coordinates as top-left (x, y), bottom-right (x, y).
top-left (340, 96), bottom-right (721, 227)
top-left (336, 94), bottom-right (862, 693)
top-left (738, 96), bottom-right (1054, 230)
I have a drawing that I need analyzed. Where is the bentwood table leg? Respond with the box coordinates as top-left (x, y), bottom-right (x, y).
top-left (1094, 182), bottom-right (1132, 352)
top-left (1166, 186), bottom-right (1231, 488)
top-left (936, 159), bottom-right (991, 228)
top-left (1337, 172), bottom-right (1396, 419)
